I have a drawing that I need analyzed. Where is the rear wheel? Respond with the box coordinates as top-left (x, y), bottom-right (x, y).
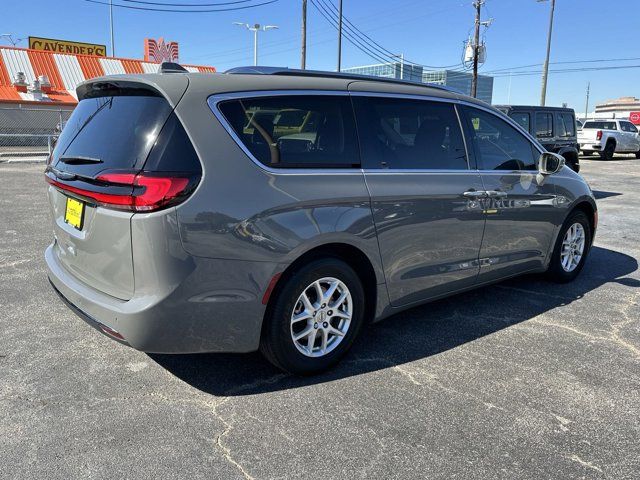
top-left (599, 141), bottom-right (615, 160)
top-left (260, 258), bottom-right (365, 375)
top-left (547, 210), bottom-right (591, 283)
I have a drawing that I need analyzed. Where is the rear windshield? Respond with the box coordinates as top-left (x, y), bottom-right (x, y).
top-left (583, 121), bottom-right (616, 130)
top-left (53, 94), bottom-right (173, 176)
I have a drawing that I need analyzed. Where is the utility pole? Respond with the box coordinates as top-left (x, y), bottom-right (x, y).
top-left (584, 82), bottom-right (590, 121)
top-left (337, 0), bottom-right (343, 72)
top-left (301, 0), bottom-right (307, 69)
top-left (234, 23), bottom-right (279, 66)
top-left (109, 0), bottom-right (115, 57)
top-left (471, 0), bottom-right (483, 98)
top-left (539, 0), bottom-right (556, 106)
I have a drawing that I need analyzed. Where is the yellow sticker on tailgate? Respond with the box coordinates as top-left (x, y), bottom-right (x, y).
top-left (65, 197), bottom-right (84, 230)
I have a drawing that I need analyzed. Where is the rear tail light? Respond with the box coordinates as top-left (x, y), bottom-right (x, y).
top-left (45, 170), bottom-right (197, 212)
top-left (596, 130), bottom-right (602, 141)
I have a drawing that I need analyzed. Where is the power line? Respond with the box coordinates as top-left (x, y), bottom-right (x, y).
top-left (311, 0), bottom-right (464, 73)
top-left (310, 0), bottom-right (393, 66)
top-left (321, 0), bottom-right (462, 69)
top-left (490, 64), bottom-right (640, 78)
top-left (83, 0), bottom-right (278, 12)
top-left (484, 57), bottom-right (640, 74)
top-left (122, 0), bottom-right (257, 5)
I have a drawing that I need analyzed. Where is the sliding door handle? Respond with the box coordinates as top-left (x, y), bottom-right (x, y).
top-left (463, 190), bottom-right (488, 198)
top-left (486, 190), bottom-right (507, 198)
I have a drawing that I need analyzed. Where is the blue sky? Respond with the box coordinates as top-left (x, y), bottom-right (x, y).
top-left (2, 0), bottom-right (639, 112)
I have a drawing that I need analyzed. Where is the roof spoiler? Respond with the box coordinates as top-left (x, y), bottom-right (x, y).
top-left (160, 62), bottom-right (188, 73)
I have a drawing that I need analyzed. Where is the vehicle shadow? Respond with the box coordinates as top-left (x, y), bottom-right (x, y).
top-left (592, 190), bottom-right (622, 200)
top-left (149, 246), bottom-right (638, 397)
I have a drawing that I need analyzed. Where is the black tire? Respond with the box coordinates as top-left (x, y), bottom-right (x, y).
top-left (546, 210), bottom-right (592, 283)
top-left (635, 150), bottom-right (640, 159)
top-left (599, 141), bottom-right (615, 160)
top-left (564, 155), bottom-right (579, 172)
top-left (260, 258), bottom-right (365, 375)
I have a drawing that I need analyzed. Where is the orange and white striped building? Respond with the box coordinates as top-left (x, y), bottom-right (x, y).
top-left (0, 45), bottom-right (216, 107)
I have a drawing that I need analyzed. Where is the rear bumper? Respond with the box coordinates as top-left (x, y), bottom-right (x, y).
top-left (46, 243), bottom-right (280, 353)
top-left (579, 143), bottom-right (602, 151)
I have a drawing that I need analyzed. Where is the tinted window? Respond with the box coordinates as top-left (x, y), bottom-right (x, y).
top-left (509, 112), bottom-right (530, 132)
top-left (218, 95), bottom-right (359, 168)
top-left (352, 97), bottom-right (468, 169)
top-left (583, 121), bottom-right (617, 130)
top-left (53, 95), bottom-right (173, 177)
top-left (554, 113), bottom-right (575, 137)
top-left (462, 106), bottom-right (538, 171)
top-left (620, 121), bottom-right (638, 133)
top-left (535, 112), bottom-right (553, 138)
top-left (562, 113), bottom-right (575, 136)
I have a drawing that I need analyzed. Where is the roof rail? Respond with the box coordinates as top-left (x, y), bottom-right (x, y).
top-left (224, 66), bottom-right (461, 93)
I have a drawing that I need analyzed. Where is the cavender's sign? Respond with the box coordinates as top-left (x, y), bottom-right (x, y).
top-left (29, 36), bottom-right (107, 57)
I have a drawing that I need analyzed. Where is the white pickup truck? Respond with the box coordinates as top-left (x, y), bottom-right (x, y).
top-left (578, 119), bottom-right (640, 159)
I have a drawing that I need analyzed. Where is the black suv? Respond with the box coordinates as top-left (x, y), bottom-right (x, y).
top-left (495, 105), bottom-right (580, 172)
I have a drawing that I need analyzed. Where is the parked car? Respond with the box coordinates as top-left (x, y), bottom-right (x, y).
top-left (45, 67), bottom-right (597, 375)
top-left (495, 105), bottom-right (581, 172)
top-left (578, 119), bottom-right (640, 159)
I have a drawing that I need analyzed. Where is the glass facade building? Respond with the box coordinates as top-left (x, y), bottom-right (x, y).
top-left (343, 62), bottom-right (494, 104)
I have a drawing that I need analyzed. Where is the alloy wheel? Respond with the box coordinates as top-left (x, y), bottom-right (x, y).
top-left (560, 222), bottom-right (586, 272)
top-left (290, 277), bottom-right (352, 357)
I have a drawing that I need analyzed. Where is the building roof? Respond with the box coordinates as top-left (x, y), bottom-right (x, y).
top-left (595, 96), bottom-right (640, 113)
top-left (0, 46), bottom-right (216, 106)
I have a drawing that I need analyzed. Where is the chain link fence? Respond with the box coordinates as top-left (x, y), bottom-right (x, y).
top-left (0, 105), bottom-right (74, 162)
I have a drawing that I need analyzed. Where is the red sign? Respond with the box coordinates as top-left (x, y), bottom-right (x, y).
top-left (630, 111), bottom-right (640, 125)
top-left (144, 38), bottom-right (179, 63)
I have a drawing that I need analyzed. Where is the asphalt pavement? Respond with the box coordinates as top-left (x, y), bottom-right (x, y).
top-left (1, 155), bottom-right (638, 479)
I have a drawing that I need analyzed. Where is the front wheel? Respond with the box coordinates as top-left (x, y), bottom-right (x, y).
top-left (260, 258), bottom-right (365, 375)
top-left (546, 210), bottom-right (592, 283)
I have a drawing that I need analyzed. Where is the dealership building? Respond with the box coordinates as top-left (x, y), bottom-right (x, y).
top-left (0, 40), bottom-right (215, 150)
top-left (343, 61), bottom-right (494, 104)
top-left (590, 96), bottom-right (640, 124)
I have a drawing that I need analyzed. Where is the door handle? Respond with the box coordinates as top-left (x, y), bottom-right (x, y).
top-left (463, 190), bottom-right (488, 198)
top-left (486, 190), bottom-right (507, 198)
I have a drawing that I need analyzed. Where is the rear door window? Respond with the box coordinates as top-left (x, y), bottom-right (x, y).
top-left (509, 112), bottom-right (530, 133)
top-left (461, 106), bottom-right (538, 171)
top-left (352, 96), bottom-right (468, 170)
top-left (561, 113), bottom-right (575, 137)
top-left (53, 94), bottom-right (173, 177)
top-left (555, 113), bottom-right (575, 138)
top-left (620, 121), bottom-right (637, 133)
top-left (535, 112), bottom-right (554, 138)
top-left (217, 95), bottom-right (359, 168)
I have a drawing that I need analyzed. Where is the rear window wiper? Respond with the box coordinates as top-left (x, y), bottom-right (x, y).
top-left (59, 155), bottom-right (103, 165)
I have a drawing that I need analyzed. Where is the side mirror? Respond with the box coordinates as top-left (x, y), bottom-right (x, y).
top-left (537, 152), bottom-right (565, 175)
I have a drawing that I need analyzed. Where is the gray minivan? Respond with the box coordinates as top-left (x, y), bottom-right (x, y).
top-left (45, 67), bottom-right (597, 374)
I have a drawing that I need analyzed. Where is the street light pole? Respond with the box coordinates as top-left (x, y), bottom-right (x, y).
top-left (337, 0), bottom-right (343, 72)
top-left (471, 0), bottom-right (482, 98)
top-left (109, 0), bottom-right (115, 57)
top-left (234, 23), bottom-right (279, 67)
top-left (539, 0), bottom-right (556, 106)
top-left (301, 0), bottom-right (307, 69)
top-left (253, 28), bottom-right (258, 66)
